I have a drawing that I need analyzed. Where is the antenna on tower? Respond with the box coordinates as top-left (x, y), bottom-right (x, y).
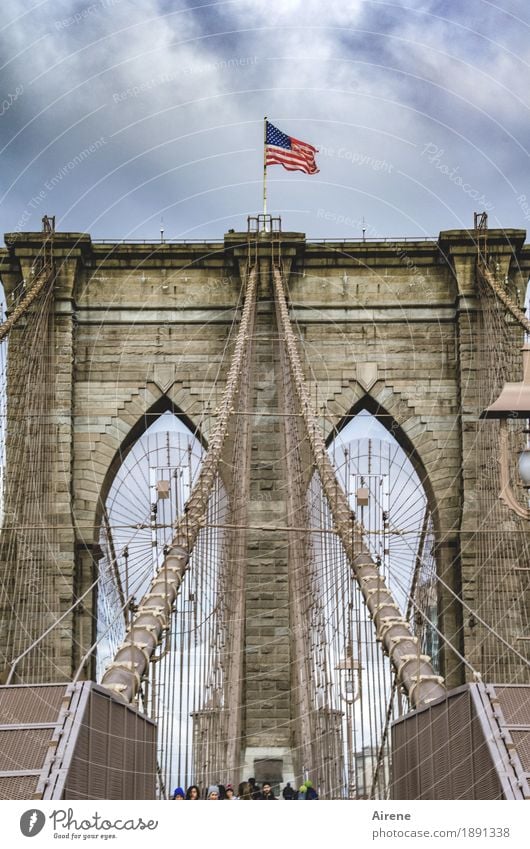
top-left (362, 216), bottom-right (366, 243)
top-left (160, 217), bottom-right (165, 244)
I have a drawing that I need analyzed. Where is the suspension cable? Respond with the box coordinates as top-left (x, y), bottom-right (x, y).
top-left (101, 264), bottom-right (258, 703)
top-left (0, 222), bottom-right (55, 342)
top-left (477, 261), bottom-right (530, 335)
top-left (272, 264), bottom-right (446, 709)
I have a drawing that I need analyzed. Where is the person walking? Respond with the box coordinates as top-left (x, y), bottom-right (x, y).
top-left (282, 782), bottom-right (296, 800)
top-left (238, 781), bottom-right (252, 799)
top-left (257, 781), bottom-right (276, 799)
top-left (248, 777), bottom-right (261, 799)
top-left (304, 780), bottom-right (319, 799)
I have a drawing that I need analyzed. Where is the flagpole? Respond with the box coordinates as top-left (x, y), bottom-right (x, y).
top-left (263, 116), bottom-right (267, 222)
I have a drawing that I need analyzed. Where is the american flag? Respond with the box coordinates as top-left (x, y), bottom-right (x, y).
top-left (265, 121), bottom-right (319, 175)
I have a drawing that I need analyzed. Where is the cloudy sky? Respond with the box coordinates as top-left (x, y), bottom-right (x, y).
top-left (1, 0), bottom-right (529, 240)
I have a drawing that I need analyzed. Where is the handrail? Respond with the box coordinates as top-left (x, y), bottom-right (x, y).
top-left (91, 238), bottom-right (223, 245)
top-left (306, 236), bottom-right (438, 244)
top-left (89, 235), bottom-right (438, 245)
top-left (5, 578), bottom-right (99, 684)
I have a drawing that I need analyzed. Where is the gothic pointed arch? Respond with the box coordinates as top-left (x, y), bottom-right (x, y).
top-left (93, 399), bottom-right (209, 677)
top-left (327, 392), bottom-right (440, 533)
top-left (327, 393), bottom-right (446, 674)
top-left (94, 393), bottom-right (206, 536)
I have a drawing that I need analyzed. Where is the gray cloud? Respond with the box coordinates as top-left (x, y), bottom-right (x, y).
top-left (0, 0), bottom-right (529, 239)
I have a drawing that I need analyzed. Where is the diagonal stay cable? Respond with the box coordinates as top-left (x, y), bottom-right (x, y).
top-left (0, 236), bottom-right (55, 342)
top-left (272, 263), bottom-right (446, 710)
top-left (101, 264), bottom-right (258, 703)
top-left (477, 260), bottom-right (530, 336)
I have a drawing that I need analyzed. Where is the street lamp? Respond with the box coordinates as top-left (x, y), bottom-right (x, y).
top-left (480, 343), bottom-right (530, 520)
top-left (336, 655), bottom-right (361, 703)
top-left (336, 645), bottom-right (362, 799)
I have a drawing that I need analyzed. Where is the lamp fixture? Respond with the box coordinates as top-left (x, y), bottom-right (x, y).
top-left (480, 343), bottom-right (530, 519)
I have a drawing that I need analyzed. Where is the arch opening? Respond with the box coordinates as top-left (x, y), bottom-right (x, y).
top-left (330, 408), bottom-right (440, 668)
top-left (301, 407), bottom-right (441, 797)
top-left (94, 394), bottom-right (207, 539)
top-left (328, 393), bottom-right (440, 528)
top-left (95, 410), bottom-right (205, 680)
top-left (94, 407), bottom-right (234, 796)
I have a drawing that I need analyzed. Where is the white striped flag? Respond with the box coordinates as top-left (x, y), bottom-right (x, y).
top-left (265, 121), bottom-right (319, 175)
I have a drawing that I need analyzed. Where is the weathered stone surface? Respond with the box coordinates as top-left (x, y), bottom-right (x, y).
top-left (1, 225), bottom-right (529, 734)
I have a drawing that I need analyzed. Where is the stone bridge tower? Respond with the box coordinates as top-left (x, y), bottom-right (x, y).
top-left (0, 223), bottom-right (529, 780)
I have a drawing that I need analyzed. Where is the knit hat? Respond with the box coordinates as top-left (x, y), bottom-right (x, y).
top-left (173, 787), bottom-right (185, 798)
top-left (299, 785), bottom-right (306, 793)
top-left (207, 785), bottom-right (220, 797)
top-left (304, 779), bottom-right (313, 788)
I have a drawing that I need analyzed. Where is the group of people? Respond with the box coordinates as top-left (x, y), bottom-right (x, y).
top-left (171, 778), bottom-right (318, 800)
